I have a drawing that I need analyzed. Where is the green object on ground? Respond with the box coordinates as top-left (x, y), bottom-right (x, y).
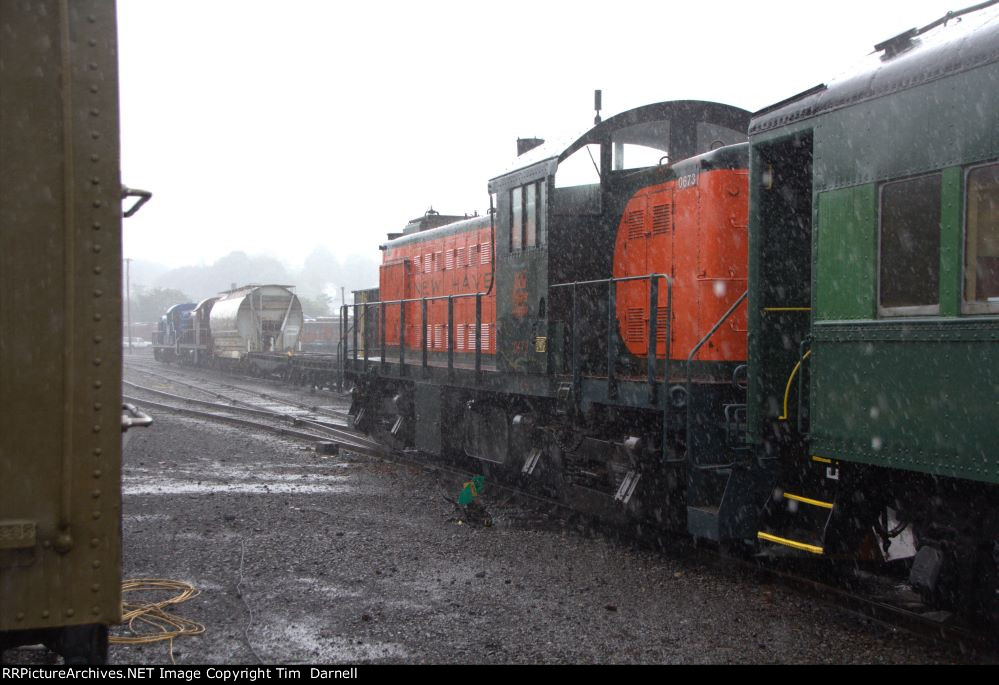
top-left (458, 475), bottom-right (485, 506)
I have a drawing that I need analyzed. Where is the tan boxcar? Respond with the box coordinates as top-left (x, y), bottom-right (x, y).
top-left (1, 0), bottom-right (132, 663)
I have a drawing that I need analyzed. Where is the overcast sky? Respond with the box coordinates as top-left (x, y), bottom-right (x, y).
top-left (118, 0), bottom-right (958, 270)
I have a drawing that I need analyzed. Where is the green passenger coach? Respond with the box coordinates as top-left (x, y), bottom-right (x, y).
top-left (747, 5), bottom-right (998, 615)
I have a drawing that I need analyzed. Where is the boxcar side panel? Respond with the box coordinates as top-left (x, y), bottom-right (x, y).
top-left (0, 0), bottom-right (123, 633)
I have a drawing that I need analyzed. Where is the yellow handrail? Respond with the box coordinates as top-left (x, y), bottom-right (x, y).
top-left (778, 350), bottom-right (812, 421)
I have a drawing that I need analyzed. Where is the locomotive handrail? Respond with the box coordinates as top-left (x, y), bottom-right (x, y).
top-left (551, 273), bottom-right (673, 464)
top-left (796, 337), bottom-right (812, 437)
top-left (684, 289), bottom-right (748, 469)
top-left (347, 292), bottom-right (489, 306)
top-left (336, 315), bottom-right (356, 392)
top-left (778, 350), bottom-right (811, 422)
top-left (341, 291), bottom-right (489, 380)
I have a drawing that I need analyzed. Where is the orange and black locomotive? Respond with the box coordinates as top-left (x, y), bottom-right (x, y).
top-left (346, 100), bottom-right (754, 530)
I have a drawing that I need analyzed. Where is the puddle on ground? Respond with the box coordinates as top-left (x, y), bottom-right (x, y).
top-left (292, 576), bottom-right (363, 600)
top-left (123, 480), bottom-right (355, 496)
top-left (252, 617), bottom-right (408, 663)
top-left (124, 513), bottom-right (170, 522)
top-left (123, 433), bottom-right (367, 496)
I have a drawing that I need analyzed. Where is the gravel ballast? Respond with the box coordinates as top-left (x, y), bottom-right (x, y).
top-left (5, 408), bottom-right (979, 664)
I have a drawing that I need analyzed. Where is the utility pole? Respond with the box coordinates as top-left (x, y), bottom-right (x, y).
top-left (125, 257), bottom-right (133, 354)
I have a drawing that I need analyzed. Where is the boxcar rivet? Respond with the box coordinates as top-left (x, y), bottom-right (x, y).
top-left (93, 469), bottom-right (102, 477)
top-left (93, 289), bottom-right (103, 297)
top-left (91, 584), bottom-right (100, 593)
top-left (93, 357), bottom-right (101, 366)
top-left (15, 612), bottom-right (24, 621)
top-left (91, 131), bottom-right (101, 140)
top-left (94, 335), bottom-right (103, 343)
top-left (55, 532), bottom-right (73, 553)
top-left (41, 610), bottom-right (50, 619)
top-left (94, 402), bottom-right (102, 410)
top-left (92, 607), bottom-right (100, 615)
top-left (89, 85), bottom-right (99, 94)
top-left (92, 244), bottom-right (102, 253)
top-left (93, 265), bottom-right (102, 274)
top-left (92, 221), bottom-right (101, 230)
top-left (87, 15), bottom-right (96, 22)
top-left (92, 424), bottom-right (101, 433)
top-left (93, 313), bottom-right (102, 321)
top-left (88, 62), bottom-right (98, 70)
top-left (90, 537), bottom-right (100, 547)
top-left (92, 489), bottom-right (101, 499)
top-left (92, 560), bottom-right (101, 568)
top-left (89, 108), bottom-right (99, 116)
top-left (92, 199), bottom-right (102, 208)
top-left (90, 154), bottom-right (100, 162)
top-left (65, 608), bottom-right (75, 618)
top-left (88, 39), bottom-right (97, 47)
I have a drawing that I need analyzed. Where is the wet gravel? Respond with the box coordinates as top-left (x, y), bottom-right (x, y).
top-left (5, 388), bottom-right (986, 664)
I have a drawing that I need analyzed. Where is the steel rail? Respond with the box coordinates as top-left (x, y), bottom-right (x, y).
top-left (124, 363), bottom-right (349, 421)
top-left (121, 395), bottom-right (385, 459)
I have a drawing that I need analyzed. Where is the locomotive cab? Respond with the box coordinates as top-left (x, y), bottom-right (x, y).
top-left (346, 99), bottom-right (770, 543)
top-left (489, 101), bottom-right (750, 382)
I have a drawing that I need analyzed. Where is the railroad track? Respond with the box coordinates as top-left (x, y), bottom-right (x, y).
top-left (124, 351), bottom-right (345, 396)
top-left (122, 371), bottom-right (377, 458)
top-left (124, 361), bottom-right (350, 421)
top-left (122, 359), bottom-right (997, 659)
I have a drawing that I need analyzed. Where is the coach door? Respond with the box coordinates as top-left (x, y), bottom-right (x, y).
top-left (748, 132), bottom-right (814, 457)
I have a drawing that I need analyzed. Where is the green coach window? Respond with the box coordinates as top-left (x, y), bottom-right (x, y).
top-left (878, 173), bottom-right (942, 316)
top-left (963, 162), bottom-right (999, 315)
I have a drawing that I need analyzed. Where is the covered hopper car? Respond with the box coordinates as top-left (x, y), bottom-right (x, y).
top-left (153, 284), bottom-right (304, 371)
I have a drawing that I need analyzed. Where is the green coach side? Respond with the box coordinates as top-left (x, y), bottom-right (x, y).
top-left (748, 6), bottom-right (999, 486)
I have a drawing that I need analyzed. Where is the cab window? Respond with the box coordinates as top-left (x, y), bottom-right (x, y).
top-left (510, 181), bottom-right (546, 252)
top-left (511, 186), bottom-right (522, 251)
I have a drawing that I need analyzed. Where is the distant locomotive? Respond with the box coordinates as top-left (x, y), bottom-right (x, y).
top-left (343, 4), bottom-right (999, 621)
top-left (153, 302), bottom-right (197, 356)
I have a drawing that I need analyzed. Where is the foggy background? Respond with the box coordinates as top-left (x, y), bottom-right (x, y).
top-left (117, 0), bottom-right (956, 318)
